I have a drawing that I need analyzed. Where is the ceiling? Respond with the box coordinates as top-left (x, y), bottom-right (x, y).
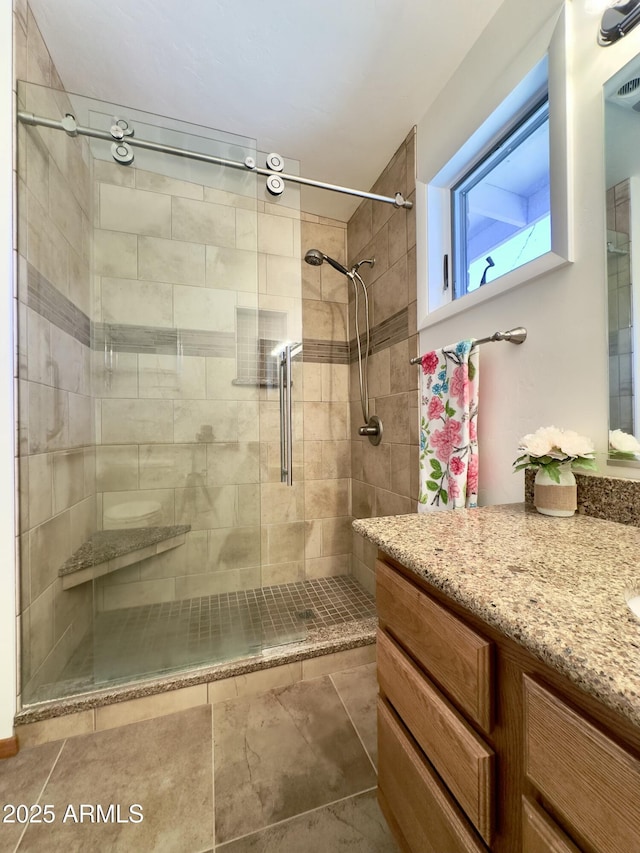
top-left (28, 0), bottom-right (506, 221)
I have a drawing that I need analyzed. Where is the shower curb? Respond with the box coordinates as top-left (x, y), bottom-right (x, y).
top-left (15, 618), bottom-right (376, 726)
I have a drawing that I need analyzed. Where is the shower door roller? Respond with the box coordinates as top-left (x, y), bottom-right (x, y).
top-left (266, 174), bottom-right (285, 196)
top-left (279, 343), bottom-right (302, 486)
top-left (266, 152), bottom-right (284, 171)
top-left (111, 142), bottom-right (134, 165)
top-left (110, 119), bottom-right (134, 139)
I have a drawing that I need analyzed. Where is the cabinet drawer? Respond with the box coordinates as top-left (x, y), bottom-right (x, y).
top-left (378, 697), bottom-right (487, 853)
top-left (377, 628), bottom-right (494, 844)
top-left (524, 676), bottom-right (640, 853)
top-left (522, 796), bottom-right (581, 853)
top-left (376, 559), bottom-right (493, 730)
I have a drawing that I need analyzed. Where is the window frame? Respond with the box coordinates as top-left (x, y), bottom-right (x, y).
top-left (415, 6), bottom-right (573, 332)
top-left (451, 94), bottom-right (550, 300)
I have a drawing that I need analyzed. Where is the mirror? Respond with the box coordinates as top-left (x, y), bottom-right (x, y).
top-left (605, 52), bottom-right (640, 463)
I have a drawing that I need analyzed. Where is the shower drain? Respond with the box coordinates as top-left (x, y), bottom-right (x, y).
top-left (297, 609), bottom-right (315, 620)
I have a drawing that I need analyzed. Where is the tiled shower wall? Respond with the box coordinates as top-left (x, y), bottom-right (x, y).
top-left (14, 2), bottom-right (95, 701)
top-left (348, 129), bottom-right (419, 593)
top-left (607, 178), bottom-right (634, 435)
top-left (91, 160), bottom-right (304, 609)
top-left (92, 175), bottom-right (354, 607)
top-left (300, 216), bottom-right (352, 580)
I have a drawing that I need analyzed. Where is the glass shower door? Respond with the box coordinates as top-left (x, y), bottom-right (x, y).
top-left (16, 79), bottom-right (307, 702)
top-left (83, 96), bottom-right (267, 686)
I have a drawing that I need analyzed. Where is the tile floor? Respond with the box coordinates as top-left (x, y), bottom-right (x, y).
top-left (27, 576), bottom-right (377, 705)
top-left (1, 662), bottom-right (398, 852)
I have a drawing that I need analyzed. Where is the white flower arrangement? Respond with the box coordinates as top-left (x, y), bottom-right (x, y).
top-left (609, 429), bottom-right (640, 459)
top-left (513, 425), bottom-right (597, 482)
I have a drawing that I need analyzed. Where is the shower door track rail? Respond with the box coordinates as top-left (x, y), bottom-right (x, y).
top-left (17, 110), bottom-right (413, 209)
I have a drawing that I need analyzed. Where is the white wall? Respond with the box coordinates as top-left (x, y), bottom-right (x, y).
top-left (416, 0), bottom-right (640, 506)
top-left (1, 3), bottom-right (18, 738)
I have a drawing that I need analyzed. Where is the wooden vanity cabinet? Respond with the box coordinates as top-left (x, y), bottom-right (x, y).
top-left (521, 796), bottom-right (580, 853)
top-left (523, 676), bottom-right (640, 853)
top-left (377, 558), bottom-right (492, 731)
top-left (375, 554), bottom-right (640, 853)
top-left (377, 629), bottom-right (494, 843)
top-left (378, 699), bottom-right (487, 853)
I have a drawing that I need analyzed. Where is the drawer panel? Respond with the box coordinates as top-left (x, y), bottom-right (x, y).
top-left (524, 675), bottom-right (640, 853)
top-left (378, 697), bottom-right (487, 853)
top-left (376, 559), bottom-right (493, 730)
top-left (377, 628), bottom-right (494, 844)
top-left (522, 797), bottom-right (581, 853)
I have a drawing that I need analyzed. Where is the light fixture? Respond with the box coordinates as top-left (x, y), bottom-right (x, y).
top-left (598, 0), bottom-right (640, 46)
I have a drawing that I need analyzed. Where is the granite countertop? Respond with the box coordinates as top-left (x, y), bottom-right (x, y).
top-left (353, 503), bottom-right (640, 728)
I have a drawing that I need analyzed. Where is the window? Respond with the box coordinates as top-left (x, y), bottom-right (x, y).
top-left (415, 7), bottom-right (573, 332)
top-left (451, 96), bottom-right (551, 299)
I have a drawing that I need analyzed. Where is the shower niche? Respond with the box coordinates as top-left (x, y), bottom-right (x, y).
top-left (16, 79), bottom-right (374, 706)
top-left (235, 307), bottom-right (287, 388)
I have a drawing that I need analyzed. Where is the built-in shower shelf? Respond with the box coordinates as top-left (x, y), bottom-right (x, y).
top-left (59, 525), bottom-right (191, 590)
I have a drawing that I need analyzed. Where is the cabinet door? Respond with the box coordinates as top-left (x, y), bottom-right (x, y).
top-left (378, 628), bottom-right (494, 844)
top-left (378, 698), bottom-right (487, 853)
top-left (377, 558), bottom-right (493, 731)
top-left (524, 676), bottom-right (640, 853)
top-left (522, 797), bottom-right (581, 853)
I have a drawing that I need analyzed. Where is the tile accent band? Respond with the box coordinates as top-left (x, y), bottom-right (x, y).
top-left (348, 307), bottom-right (408, 362)
top-left (93, 323), bottom-right (236, 358)
top-left (25, 263), bottom-right (409, 364)
top-left (303, 339), bottom-right (350, 364)
top-left (27, 262), bottom-right (90, 347)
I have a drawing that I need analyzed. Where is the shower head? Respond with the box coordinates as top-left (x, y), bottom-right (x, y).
top-left (304, 249), bottom-right (349, 276)
top-left (352, 258), bottom-right (375, 273)
top-left (304, 249), bottom-right (324, 267)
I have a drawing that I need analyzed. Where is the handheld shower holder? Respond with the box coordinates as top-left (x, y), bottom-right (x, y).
top-left (304, 248), bottom-right (382, 446)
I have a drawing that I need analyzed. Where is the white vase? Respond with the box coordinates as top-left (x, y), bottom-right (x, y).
top-left (533, 465), bottom-right (577, 517)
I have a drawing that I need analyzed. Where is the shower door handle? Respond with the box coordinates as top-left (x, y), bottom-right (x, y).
top-left (279, 346), bottom-right (291, 485)
top-left (279, 343), bottom-right (301, 486)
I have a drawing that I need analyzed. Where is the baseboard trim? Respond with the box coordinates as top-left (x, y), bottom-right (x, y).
top-left (0, 735), bottom-right (19, 759)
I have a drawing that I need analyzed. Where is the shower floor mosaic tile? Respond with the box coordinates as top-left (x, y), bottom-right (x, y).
top-left (28, 576), bottom-right (376, 704)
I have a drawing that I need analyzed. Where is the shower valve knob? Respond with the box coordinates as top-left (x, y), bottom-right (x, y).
top-left (358, 415), bottom-right (383, 446)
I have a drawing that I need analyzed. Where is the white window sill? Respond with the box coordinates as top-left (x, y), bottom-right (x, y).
top-left (418, 250), bottom-right (571, 331)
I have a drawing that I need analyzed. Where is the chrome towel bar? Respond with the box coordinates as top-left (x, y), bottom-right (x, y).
top-left (409, 327), bottom-right (527, 364)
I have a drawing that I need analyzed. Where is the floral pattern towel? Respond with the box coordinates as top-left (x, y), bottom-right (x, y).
top-left (418, 340), bottom-right (479, 511)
